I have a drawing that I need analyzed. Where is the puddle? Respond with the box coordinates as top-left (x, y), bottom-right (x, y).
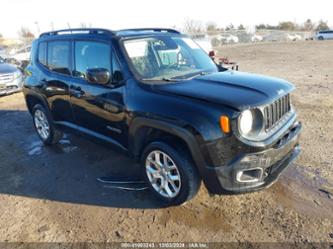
top-left (26, 134), bottom-right (78, 156)
top-left (269, 165), bottom-right (333, 218)
top-left (59, 139), bottom-right (71, 145)
top-left (27, 141), bottom-right (43, 156)
top-left (61, 146), bottom-right (78, 153)
top-left (28, 146), bottom-right (43, 156)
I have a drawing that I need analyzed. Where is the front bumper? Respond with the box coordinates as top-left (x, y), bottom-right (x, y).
top-left (205, 121), bottom-right (302, 194)
top-left (0, 78), bottom-right (23, 96)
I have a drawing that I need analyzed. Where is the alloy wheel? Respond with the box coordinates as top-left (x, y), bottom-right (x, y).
top-left (34, 109), bottom-right (50, 140)
top-left (145, 150), bottom-right (181, 198)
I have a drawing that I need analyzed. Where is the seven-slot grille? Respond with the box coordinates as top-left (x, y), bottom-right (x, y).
top-left (263, 94), bottom-right (291, 131)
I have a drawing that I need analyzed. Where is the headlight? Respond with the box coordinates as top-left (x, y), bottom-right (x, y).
top-left (239, 110), bottom-right (253, 135)
top-left (238, 108), bottom-right (264, 138)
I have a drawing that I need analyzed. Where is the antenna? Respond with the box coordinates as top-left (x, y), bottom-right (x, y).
top-left (67, 23), bottom-right (72, 33)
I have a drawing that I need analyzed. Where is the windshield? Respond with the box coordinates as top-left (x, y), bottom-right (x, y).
top-left (123, 36), bottom-right (218, 81)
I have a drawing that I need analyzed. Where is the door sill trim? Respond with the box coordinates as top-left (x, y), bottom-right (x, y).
top-left (54, 121), bottom-right (128, 152)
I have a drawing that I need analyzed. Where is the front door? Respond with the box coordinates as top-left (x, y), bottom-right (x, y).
top-left (69, 40), bottom-right (127, 147)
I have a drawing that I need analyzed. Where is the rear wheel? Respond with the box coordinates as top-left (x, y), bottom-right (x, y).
top-left (32, 104), bottom-right (63, 145)
top-left (141, 141), bottom-right (201, 206)
top-left (318, 36), bottom-right (324, 40)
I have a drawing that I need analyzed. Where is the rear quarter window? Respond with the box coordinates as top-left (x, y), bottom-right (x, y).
top-left (38, 42), bottom-right (47, 66)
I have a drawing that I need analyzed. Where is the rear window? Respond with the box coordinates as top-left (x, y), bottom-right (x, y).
top-left (38, 42), bottom-right (47, 66)
top-left (47, 41), bottom-right (71, 75)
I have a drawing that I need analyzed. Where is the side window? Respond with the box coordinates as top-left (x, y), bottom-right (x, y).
top-left (38, 42), bottom-right (47, 66)
top-left (74, 41), bottom-right (111, 80)
top-left (47, 41), bottom-right (71, 75)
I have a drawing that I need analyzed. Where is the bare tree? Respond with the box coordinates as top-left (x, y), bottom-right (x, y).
top-left (18, 27), bottom-right (35, 42)
top-left (316, 20), bottom-right (329, 31)
top-left (238, 24), bottom-right (245, 30)
top-left (183, 19), bottom-right (204, 35)
top-left (225, 23), bottom-right (235, 31)
top-left (206, 22), bottom-right (217, 32)
top-left (278, 21), bottom-right (297, 31)
top-left (303, 19), bottom-right (314, 31)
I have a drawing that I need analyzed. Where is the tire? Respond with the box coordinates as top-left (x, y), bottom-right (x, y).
top-left (32, 104), bottom-right (63, 145)
top-left (141, 141), bottom-right (201, 206)
top-left (318, 36), bottom-right (324, 40)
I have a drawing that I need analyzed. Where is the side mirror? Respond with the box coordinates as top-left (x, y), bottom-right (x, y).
top-left (86, 68), bottom-right (110, 85)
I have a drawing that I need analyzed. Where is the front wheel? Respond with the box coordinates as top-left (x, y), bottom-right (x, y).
top-left (32, 104), bottom-right (63, 145)
top-left (141, 141), bottom-right (201, 206)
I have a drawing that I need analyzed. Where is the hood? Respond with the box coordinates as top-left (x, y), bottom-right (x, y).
top-left (0, 63), bottom-right (18, 74)
top-left (154, 70), bottom-right (295, 111)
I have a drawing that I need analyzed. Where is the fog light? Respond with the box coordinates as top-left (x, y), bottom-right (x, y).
top-left (236, 168), bottom-right (263, 183)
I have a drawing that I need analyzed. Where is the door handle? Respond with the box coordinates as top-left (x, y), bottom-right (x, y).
top-left (70, 85), bottom-right (81, 91)
top-left (69, 85), bottom-right (85, 98)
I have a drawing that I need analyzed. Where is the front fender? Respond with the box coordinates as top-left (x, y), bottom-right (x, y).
top-left (128, 117), bottom-right (227, 193)
top-left (129, 118), bottom-right (204, 163)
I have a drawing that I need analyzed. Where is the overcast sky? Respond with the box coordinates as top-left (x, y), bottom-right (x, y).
top-left (1, 0), bottom-right (332, 38)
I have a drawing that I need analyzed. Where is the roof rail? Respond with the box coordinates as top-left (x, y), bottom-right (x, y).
top-left (116, 28), bottom-right (181, 34)
top-left (39, 28), bottom-right (115, 38)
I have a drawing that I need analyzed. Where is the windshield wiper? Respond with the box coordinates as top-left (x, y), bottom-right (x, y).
top-left (141, 72), bottom-right (212, 82)
top-left (141, 77), bottom-right (180, 82)
top-left (172, 71), bottom-right (211, 80)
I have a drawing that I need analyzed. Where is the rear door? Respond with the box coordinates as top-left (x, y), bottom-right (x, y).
top-left (38, 40), bottom-right (74, 123)
top-left (69, 40), bottom-right (127, 147)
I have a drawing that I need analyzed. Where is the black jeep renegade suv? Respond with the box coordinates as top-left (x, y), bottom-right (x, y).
top-left (23, 28), bottom-right (302, 205)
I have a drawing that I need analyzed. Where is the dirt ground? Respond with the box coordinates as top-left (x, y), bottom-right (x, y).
top-left (0, 41), bottom-right (332, 246)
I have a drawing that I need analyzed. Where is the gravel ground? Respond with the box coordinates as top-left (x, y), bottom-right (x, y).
top-left (0, 41), bottom-right (332, 246)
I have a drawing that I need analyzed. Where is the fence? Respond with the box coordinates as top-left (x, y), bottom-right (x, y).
top-left (191, 30), bottom-right (314, 48)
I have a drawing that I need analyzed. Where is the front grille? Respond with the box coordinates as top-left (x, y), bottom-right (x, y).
top-left (263, 94), bottom-right (291, 131)
top-left (0, 73), bottom-right (14, 84)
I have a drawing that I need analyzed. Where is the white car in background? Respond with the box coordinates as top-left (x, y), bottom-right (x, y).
top-left (315, 30), bottom-right (333, 40)
top-left (0, 56), bottom-right (23, 96)
top-left (9, 45), bottom-right (31, 62)
top-left (287, 34), bottom-right (302, 41)
top-left (251, 34), bottom-right (263, 42)
top-left (218, 34), bottom-right (239, 44)
top-left (0, 46), bottom-right (7, 58)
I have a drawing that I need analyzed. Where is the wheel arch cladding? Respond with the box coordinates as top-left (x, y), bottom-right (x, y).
top-left (128, 117), bottom-right (208, 172)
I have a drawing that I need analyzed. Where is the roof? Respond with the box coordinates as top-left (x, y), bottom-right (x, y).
top-left (39, 28), bottom-right (182, 39)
